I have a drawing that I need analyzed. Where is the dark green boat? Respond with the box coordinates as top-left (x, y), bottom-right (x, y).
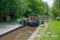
top-left (27, 14), bottom-right (39, 27)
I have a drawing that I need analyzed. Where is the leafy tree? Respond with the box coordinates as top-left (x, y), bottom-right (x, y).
top-left (43, 2), bottom-right (50, 19)
top-left (51, 0), bottom-right (60, 17)
top-left (16, 0), bottom-right (29, 18)
top-left (0, 0), bottom-right (29, 20)
top-left (0, 0), bottom-right (50, 21)
top-left (27, 0), bottom-right (49, 15)
top-left (0, 0), bottom-right (9, 16)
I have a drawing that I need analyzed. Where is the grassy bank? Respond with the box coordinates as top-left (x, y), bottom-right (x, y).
top-left (0, 19), bottom-right (17, 24)
top-left (40, 21), bottom-right (60, 40)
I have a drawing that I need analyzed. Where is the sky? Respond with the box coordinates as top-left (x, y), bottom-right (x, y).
top-left (43, 0), bottom-right (54, 7)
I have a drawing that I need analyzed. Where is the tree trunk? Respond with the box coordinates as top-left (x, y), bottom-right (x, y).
top-left (0, 16), bottom-right (2, 22)
top-left (6, 16), bottom-right (10, 22)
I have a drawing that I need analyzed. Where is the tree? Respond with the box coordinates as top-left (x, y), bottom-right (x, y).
top-left (0, 0), bottom-right (29, 21)
top-left (51, 0), bottom-right (60, 17)
top-left (27, 0), bottom-right (49, 16)
top-left (0, 0), bottom-right (9, 16)
top-left (0, 0), bottom-right (50, 21)
top-left (0, 0), bottom-right (10, 21)
top-left (43, 2), bottom-right (50, 19)
top-left (15, 0), bottom-right (29, 18)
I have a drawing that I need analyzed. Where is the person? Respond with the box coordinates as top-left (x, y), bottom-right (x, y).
top-left (23, 20), bottom-right (26, 26)
top-left (41, 18), bottom-right (45, 25)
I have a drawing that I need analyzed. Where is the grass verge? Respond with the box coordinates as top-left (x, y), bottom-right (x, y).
top-left (0, 19), bottom-right (17, 24)
top-left (40, 21), bottom-right (60, 40)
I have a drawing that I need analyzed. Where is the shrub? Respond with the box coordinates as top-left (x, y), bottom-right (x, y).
top-left (56, 16), bottom-right (60, 21)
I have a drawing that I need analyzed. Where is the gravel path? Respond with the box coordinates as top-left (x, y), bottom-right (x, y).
top-left (28, 24), bottom-right (48, 40)
top-left (38, 24), bottom-right (48, 40)
top-left (28, 26), bottom-right (40, 40)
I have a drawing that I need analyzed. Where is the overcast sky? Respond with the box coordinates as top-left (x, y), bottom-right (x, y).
top-left (43, 0), bottom-right (54, 7)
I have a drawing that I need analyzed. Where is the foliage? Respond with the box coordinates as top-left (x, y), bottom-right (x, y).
top-left (0, 0), bottom-right (9, 16)
top-left (40, 21), bottom-right (60, 40)
top-left (51, 0), bottom-right (60, 18)
top-left (28, 0), bottom-right (49, 15)
top-left (56, 15), bottom-right (60, 21)
top-left (0, 0), bottom-right (49, 21)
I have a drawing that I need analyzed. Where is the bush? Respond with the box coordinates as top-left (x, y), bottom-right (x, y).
top-left (56, 16), bottom-right (60, 21)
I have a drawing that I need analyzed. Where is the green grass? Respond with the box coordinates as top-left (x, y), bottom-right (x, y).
top-left (40, 20), bottom-right (60, 40)
top-left (0, 19), bottom-right (17, 24)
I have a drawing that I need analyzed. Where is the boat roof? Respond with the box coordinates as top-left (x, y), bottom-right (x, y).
top-left (28, 14), bottom-right (38, 16)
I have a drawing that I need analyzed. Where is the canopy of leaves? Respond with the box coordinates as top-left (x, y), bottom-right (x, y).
top-left (28, 0), bottom-right (49, 15)
top-left (51, 0), bottom-right (60, 17)
top-left (0, 0), bottom-right (9, 16)
top-left (0, 0), bottom-right (49, 19)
